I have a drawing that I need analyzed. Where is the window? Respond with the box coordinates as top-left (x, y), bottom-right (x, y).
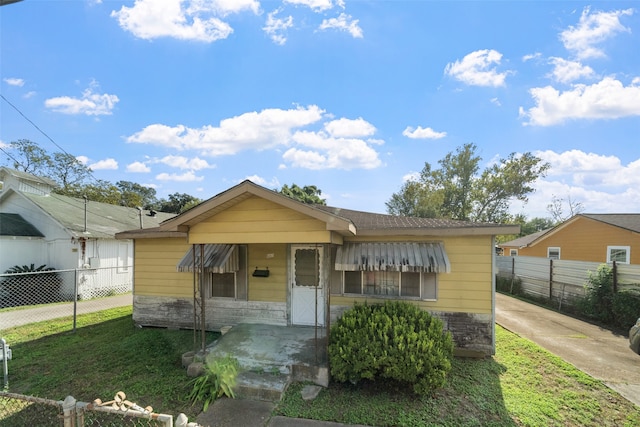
top-left (211, 272), bottom-right (236, 298)
top-left (547, 247), bottom-right (560, 260)
top-left (117, 242), bottom-right (129, 273)
top-left (207, 245), bottom-right (248, 299)
top-left (509, 249), bottom-right (518, 256)
top-left (607, 246), bottom-right (630, 264)
top-left (342, 271), bottom-right (437, 300)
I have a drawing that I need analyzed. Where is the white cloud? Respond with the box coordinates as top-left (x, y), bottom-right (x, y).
top-left (208, 0), bottom-right (260, 16)
top-left (285, 0), bottom-right (335, 12)
top-left (3, 78), bottom-right (24, 87)
top-left (520, 77), bottom-right (640, 126)
top-left (444, 49), bottom-right (511, 87)
top-left (324, 117), bottom-right (375, 137)
top-left (44, 82), bottom-right (119, 116)
top-left (319, 13), bottom-right (363, 38)
top-left (263, 9), bottom-right (294, 45)
top-left (244, 175), bottom-right (280, 188)
top-left (402, 172), bottom-right (421, 182)
top-left (518, 150), bottom-right (640, 217)
top-left (126, 161), bottom-right (151, 173)
top-left (158, 155), bottom-right (214, 170)
top-left (127, 105), bottom-right (325, 155)
top-left (111, 0), bottom-right (233, 42)
top-left (89, 158), bottom-right (118, 170)
top-left (76, 156), bottom-right (90, 165)
top-left (560, 7), bottom-right (633, 60)
top-left (23, 91), bottom-right (36, 99)
top-left (284, 130), bottom-right (382, 170)
top-left (522, 53), bottom-right (542, 62)
top-left (548, 57), bottom-right (595, 83)
top-left (402, 126), bottom-right (447, 140)
top-left (128, 105), bottom-right (385, 171)
top-left (156, 171), bottom-right (204, 182)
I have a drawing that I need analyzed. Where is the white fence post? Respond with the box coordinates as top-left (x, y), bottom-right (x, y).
top-left (62, 395), bottom-right (76, 427)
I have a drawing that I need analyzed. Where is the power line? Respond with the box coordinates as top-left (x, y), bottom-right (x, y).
top-left (1, 94), bottom-right (74, 158)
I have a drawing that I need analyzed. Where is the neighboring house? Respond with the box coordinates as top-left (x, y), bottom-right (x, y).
top-left (0, 167), bottom-right (174, 299)
top-left (498, 228), bottom-right (551, 257)
top-left (499, 214), bottom-right (640, 264)
top-left (116, 180), bottom-right (519, 356)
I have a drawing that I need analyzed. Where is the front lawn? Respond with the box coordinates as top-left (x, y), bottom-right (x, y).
top-left (2, 307), bottom-right (639, 426)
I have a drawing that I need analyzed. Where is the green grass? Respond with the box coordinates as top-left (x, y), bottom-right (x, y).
top-left (276, 327), bottom-right (640, 426)
top-left (2, 307), bottom-right (217, 419)
top-left (2, 307), bottom-right (640, 426)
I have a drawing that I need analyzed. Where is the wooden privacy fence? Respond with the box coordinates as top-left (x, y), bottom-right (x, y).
top-left (496, 256), bottom-right (640, 308)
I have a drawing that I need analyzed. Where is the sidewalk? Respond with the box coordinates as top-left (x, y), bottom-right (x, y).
top-left (495, 292), bottom-right (640, 407)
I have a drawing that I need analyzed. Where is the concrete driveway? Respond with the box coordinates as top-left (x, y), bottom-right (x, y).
top-left (496, 292), bottom-right (640, 407)
top-left (0, 293), bottom-right (132, 330)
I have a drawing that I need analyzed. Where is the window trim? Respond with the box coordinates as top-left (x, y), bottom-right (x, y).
top-left (117, 242), bottom-right (129, 273)
top-left (509, 249), bottom-right (518, 256)
top-left (547, 247), bottom-right (561, 260)
top-left (607, 246), bottom-right (630, 264)
top-left (341, 270), bottom-right (437, 301)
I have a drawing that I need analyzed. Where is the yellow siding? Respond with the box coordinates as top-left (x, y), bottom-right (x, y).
top-left (248, 243), bottom-right (288, 302)
top-left (189, 196), bottom-right (333, 244)
top-left (333, 235), bottom-right (495, 314)
top-left (134, 238), bottom-right (193, 297)
top-left (520, 217), bottom-right (640, 263)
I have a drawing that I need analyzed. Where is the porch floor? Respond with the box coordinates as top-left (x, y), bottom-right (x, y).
top-left (204, 323), bottom-right (329, 400)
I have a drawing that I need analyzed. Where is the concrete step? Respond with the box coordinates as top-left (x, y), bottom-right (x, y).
top-left (234, 370), bottom-right (291, 402)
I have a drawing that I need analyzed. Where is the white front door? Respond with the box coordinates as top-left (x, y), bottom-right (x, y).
top-left (291, 245), bottom-right (325, 326)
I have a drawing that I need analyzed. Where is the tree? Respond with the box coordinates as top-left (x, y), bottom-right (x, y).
top-left (546, 195), bottom-right (584, 223)
top-left (59, 180), bottom-right (122, 205)
top-left (387, 143), bottom-right (550, 223)
top-left (116, 180), bottom-right (157, 208)
top-left (279, 184), bottom-right (326, 205)
top-left (49, 152), bottom-right (92, 189)
top-left (156, 192), bottom-right (202, 214)
top-left (5, 139), bottom-right (52, 175)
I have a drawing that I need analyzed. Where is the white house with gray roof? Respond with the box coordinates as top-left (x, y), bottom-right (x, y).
top-left (0, 167), bottom-right (174, 299)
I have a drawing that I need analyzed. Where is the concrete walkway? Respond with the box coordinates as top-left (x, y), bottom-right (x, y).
top-left (495, 292), bottom-right (640, 407)
top-left (0, 293), bottom-right (132, 330)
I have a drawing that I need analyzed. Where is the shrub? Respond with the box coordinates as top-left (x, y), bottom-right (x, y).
top-left (496, 275), bottom-right (523, 295)
top-left (329, 301), bottom-right (453, 395)
top-left (612, 291), bottom-right (640, 329)
top-left (577, 264), bottom-right (615, 324)
top-left (188, 355), bottom-right (239, 411)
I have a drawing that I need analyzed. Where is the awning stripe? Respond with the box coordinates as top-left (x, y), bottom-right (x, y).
top-left (177, 244), bottom-right (238, 273)
top-left (335, 242), bottom-right (451, 273)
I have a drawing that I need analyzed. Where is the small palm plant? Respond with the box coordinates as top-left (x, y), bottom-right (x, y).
top-left (188, 355), bottom-right (240, 411)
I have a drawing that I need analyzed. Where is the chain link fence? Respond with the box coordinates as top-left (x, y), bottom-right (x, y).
top-left (0, 267), bottom-right (133, 331)
top-left (0, 391), bottom-right (201, 427)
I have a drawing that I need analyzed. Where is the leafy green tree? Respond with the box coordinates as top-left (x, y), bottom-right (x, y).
top-left (387, 143), bottom-right (550, 222)
top-left (59, 180), bottom-right (122, 205)
top-left (116, 180), bottom-right (158, 208)
top-left (278, 183), bottom-right (326, 205)
top-left (156, 192), bottom-right (202, 214)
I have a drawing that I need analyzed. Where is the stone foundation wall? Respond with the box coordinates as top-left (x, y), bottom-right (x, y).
top-left (133, 295), bottom-right (287, 331)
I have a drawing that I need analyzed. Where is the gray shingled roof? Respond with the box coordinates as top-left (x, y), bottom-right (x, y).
top-left (499, 228), bottom-right (551, 248)
top-left (581, 214), bottom-right (640, 234)
top-left (313, 205), bottom-right (500, 230)
top-left (0, 213), bottom-right (44, 237)
top-left (21, 192), bottom-right (175, 239)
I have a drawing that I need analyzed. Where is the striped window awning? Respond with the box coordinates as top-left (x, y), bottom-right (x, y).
top-left (335, 242), bottom-right (451, 273)
top-left (177, 244), bottom-right (238, 273)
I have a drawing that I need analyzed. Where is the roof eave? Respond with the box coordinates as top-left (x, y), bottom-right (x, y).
top-left (115, 230), bottom-right (188, 240)
top-left (355, 225), bottom-right (520, 237)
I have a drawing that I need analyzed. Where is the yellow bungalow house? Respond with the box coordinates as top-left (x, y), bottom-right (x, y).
top-left (116, 180), bottom-right (519, 356)
top-left (499, 214), bottom-right (640, 264)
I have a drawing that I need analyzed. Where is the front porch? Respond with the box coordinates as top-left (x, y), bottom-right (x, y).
top-left (203, 323), bottom-right (329, 401)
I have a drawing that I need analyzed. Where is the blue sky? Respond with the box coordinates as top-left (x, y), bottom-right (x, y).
top-left (1, 0), bottom-right (639, 219)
